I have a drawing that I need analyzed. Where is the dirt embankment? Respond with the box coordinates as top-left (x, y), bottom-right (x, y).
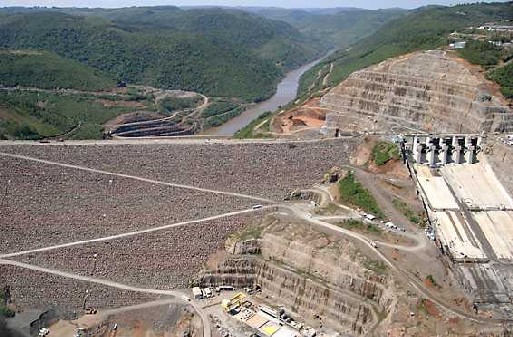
top-left (271, 97), bottom-right (327, 134)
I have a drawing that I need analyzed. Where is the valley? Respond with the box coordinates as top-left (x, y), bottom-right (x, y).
top-left (1, 2), bottom-right (513, 337)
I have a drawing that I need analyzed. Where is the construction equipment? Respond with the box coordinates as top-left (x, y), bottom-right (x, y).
top-left (38, 328), bottom-right (50, 337)
top-left (84, 307), bottom-right (97, 314)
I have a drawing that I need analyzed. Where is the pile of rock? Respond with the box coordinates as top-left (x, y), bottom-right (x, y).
top-left (0, 156), bottom-right (253, 254)
top-left (14, 213), bottom-right (260, 290)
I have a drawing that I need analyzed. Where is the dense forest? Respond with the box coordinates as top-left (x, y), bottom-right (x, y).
top-left (245, 7), bottom-right (407, 49)
top-left (0, 3), bottom-right (512, 140)
top-left (0, 5), bottom-right (398, 140)
top-left (0, 7), bottom-right (323, 101)
top-left (0, 50), bottom-right (115, 91)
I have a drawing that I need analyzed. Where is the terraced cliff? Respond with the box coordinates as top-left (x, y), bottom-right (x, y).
top-left (321, 50), bottom-right (513, 134)
top-left (199, 217), bottom-right (396, 336)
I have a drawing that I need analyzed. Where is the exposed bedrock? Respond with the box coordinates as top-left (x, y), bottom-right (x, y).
top-left (199, 226), bottom-right (397, 336)
top-left (321, 50), bottom-right (513, 134)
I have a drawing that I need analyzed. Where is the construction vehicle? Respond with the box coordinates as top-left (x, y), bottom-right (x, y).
top-left (84, 307), bottom-right (97, 314)
top-left (38, 328), bottom-right (50, 337)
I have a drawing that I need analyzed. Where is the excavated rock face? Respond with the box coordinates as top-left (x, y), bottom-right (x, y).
top-left (199, 220), bottom-right (397, 336)
top-left (321, 50), bottom-right (513, 134)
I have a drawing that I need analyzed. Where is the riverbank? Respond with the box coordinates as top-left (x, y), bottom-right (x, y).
top-left (203, 51), bottom-right (334, 136)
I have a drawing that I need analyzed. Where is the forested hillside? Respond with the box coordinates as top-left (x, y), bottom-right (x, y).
top-left (0, 50), bottom-right (115, 91)
top-left (0, 7), bottom-right (322, 101)
top-left (247, 7), bottom-right (406, 49)
top-left (299, 2), bottom-right (513, 97)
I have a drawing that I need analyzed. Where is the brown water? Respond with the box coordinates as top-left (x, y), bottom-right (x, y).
top-left (203, 53), bottom-right (331, 136)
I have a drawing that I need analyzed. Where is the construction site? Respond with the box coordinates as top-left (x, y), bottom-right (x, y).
top-left (2, 48), bottom-right (513, 337)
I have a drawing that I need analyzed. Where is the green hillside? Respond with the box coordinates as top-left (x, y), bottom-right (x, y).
top-left (248, 7), bottom-right (406, 49)
top-left (488, 63), bottom-right (513, 99)
top-left (0, 89), bottom-right (150, 140)
top-left (0, 49), bottom-right (115, 91)
top-left (0, 8), bottom-right (322, 101)
top-left (299, 2), bottom-right (513, 97)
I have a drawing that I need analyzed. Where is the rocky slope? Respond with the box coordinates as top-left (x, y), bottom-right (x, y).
top-left (320, 50), bottom-right (513, 134)
top-left (199, 216), bottom-right (397, 336)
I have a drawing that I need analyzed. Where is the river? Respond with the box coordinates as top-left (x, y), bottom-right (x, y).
top-left (203, 52), bottom-right (331, 136)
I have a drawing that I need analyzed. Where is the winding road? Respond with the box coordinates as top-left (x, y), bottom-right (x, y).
top-left (0, 138), bottom-right (506, 335)
top-left (0, 259), bottom-right (212, 337)
top-left (282, 204), bottom-right (489, 324)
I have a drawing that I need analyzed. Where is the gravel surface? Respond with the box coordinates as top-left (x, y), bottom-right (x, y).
top-left (0, 265), bottom-right (159, 311)
top-left (0, 139), bottom-right (356, 200)
top-left (15, 213), bottom-right (261, 289)
top-left (0, 157), bottom-right (254, 254)
top-left (0, 139), bottom-right (355, 312)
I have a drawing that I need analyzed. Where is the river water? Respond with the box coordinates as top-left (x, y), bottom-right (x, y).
top-left (203, 53), bottom-right (330, 136)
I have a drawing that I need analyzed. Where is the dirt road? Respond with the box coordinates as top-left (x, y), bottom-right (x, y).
top-left (283, 204), bottom-right (495, 324)
top-left (0, 152), bottom-right (274, 204)
top-left (0, 259), bottom-right (212, 337)
top-left (0, 207), bottom-right (274, 259)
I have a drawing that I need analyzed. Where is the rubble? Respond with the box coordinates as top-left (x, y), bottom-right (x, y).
top-left (14, 213), bottom-right (263, 289)
top-left (0, 265), bottom-right (158, 311)
top-left (0, 139), bottom-right (356, 200)
top-left (0, 156), bottom-right (254, 254)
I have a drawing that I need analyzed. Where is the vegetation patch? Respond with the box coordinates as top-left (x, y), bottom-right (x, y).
top-left (159, 95), bottom-right (202, 114)
top-left (0, 291), bottom-right (14, 318)
top-left (488, 63), bottom-right (513, 99)
top-left (425, 274), bottom-right (438, 288)
top-left (0, 90), bottom-right (142, 139)
top-left (234, 111), bottom-right (273, 139)
top-left (338, 172), bottom-right (383, 217)
top-left (371, 141), bottom-right (400, 166)
top-left (363, 259), bottom-right (388, 275)
top-left (232, 225), bottom-right (263, 241)
top-left (417, 298), bottom-right (440, 317)
top-left (392, 199), bottom-right (425, 227)
top-left (0, 306), bottom-right (14, 318)
top-left (201, 101), bottom-right (239, 118)
top-left (314, 202), bottom-right (347, 216)
top-left (0, 49), bottom-right (115, 91)
top-left (204, 105), bottom-right (245, 128)
top-left (457, 40), bottom-right (502, 66)
top-left (336, 219), bottom-right (382, 235)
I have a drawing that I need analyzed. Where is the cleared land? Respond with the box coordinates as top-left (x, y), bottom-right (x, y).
top-left (0, 156), bottom-right (255, 254)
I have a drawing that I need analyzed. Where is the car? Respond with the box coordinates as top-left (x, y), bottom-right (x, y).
top-left (252, 204), bottom-right (263, 210)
